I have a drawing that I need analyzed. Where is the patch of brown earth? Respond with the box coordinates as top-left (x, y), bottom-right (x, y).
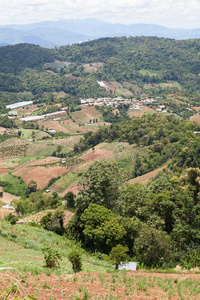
top-left (80, 147), bottom-right (113, 163)
top-left (129, 166), bottom-right (167, 185)
top-left (62, 181), bottom-right (79, 196)
top-left (13, 166), bottom-right (67, 189)
top-left (190, 114), bottom-right (200, 123)
top-left (0, 187), bottom-right (20, 205)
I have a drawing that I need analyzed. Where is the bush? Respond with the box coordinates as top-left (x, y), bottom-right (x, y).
top-left (42, 246), bottom-right (62, 268)
top-left (68, 250), bottom-right (82, 273)
top-left (5, 213), bottom-right (18, 225)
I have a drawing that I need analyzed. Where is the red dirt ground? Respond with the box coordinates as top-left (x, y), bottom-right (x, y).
top-left (191, 107), bottom-right (200, 110)
top-left (80, 146), bottom-right (113, 163)
top-left (61, 119), bottom-right (74, 125)
top-left (129, 166), bottom-right (167, 185)
top-left (1, 271), bottom-right (200, 300)
top-left (62, 181), bottom-right (80, 195)
top-left (13, 166), bottom-right (67, 189)
top-left (190, 114), bottom-right (200, 123)
top-left (0, 167), bottom-right (10, 176)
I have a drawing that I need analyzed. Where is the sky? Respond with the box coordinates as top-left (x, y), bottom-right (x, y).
top-left (0, 0), bottom-right (200, 28)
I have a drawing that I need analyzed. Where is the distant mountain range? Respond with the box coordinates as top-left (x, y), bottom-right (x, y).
top-left (0, 18), bottom-right (200, 48)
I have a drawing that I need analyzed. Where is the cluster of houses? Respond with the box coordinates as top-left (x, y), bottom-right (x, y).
top-left (80, 97), bottom-right (161, 110)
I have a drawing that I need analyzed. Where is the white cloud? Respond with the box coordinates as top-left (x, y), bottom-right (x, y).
top-left (0, 0), bottom-right (199, 28)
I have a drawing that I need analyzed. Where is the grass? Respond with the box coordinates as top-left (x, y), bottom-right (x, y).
top-left (8, 156), bottom-right (44, 164)
top-left (20, 129), bottom-right (50, 140)
top-left (159, 81), bottom-right (182, 89)
top-left (139, 69), bottom-right (160, 76)
top-left (1, 173), bottom-right (28, 196)
top-left (0, 220), bottom-right (112, 275)
top-left (1, 222), bottom-right (200, 299)
top-left (50, 173), bottom-right (79, 193)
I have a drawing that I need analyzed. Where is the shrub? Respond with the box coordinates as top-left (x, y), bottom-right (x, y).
top-left (42, 246), bottom-right (62, 269)
top-left (68, 250), bottom-right (82, 273)
top-left (5, 213), bottom-right (18, 225)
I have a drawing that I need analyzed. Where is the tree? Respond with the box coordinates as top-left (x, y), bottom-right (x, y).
top-left (5, 213), bottom-right (18, 225)
top-left (109, 244), bottom-right (129, 270)
top-left (76, 160), bottom-right (119, 214)
top-left (80, 203), bottom-right (126, 253)
top-left (31, 131), bottom-right (36, 141)
top-left (40, 208), bottom-right (65, 235)
top-left (56, 145), bottom-right (62, 155)
top-left (64, 191), bottom-right (75, 209)
top-left (134, 225), bottom-right (171, 267)
top-left (27, 180), bottom-right (37, 193)
top-left (68, 250), bottom-right (82, 273)
top-left (116, 183), bottom-right (149, 220)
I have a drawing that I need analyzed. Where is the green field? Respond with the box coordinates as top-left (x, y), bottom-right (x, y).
top-left (0, 221), bottom-right (111, 275)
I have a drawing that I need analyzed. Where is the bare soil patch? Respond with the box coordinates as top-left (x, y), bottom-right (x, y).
top-left (83, 62), bottom-right (104, 73)
top-left (0, 187), bottom-right (20, 205)
top-left (61, 118), bottom-right (74, 125)
top-left (62, 181), bottom-right (79, 195)
top-left (0, 167), bottom-right (10, 176)
top-left (129, 166), bottom-right (167, 185)
top-left (192, 106), bottom-right (200, 110)
top-left (190, 113), bottom-right (200, 123)
top-left (0, 127), bottom-right (6, 135)
top-left (81, 144), bottom-right (113, 163)
top-left (13, 166), bottom-right (67, 189)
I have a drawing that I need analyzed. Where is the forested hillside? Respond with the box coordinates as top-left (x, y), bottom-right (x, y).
top-left (0, 37), bottom-right (200, 111)
top-left (75, 114), bottom-right (200, 174)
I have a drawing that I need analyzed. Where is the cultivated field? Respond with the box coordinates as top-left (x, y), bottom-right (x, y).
top-left (129, 166), bottom-right (167, 185)
top-left (13, 165), bottom-right (67, 189)
top-left (1, 269), bottom-right (200, 300)
top-left (128, 107), bottom-right (155, 118)
top-left (70, 106), bottom-right (102, 125)
top-left (1, 221), bottom-right (200, 300)
top-left (37, 120), bottom-right (70, 133)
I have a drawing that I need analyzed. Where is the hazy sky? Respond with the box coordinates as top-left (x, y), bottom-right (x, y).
top-left (0, 0), bottom-right (200, 28)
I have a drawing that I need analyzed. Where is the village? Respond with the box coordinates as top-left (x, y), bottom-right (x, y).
top-left (4, 96), bottom-right (168, 124)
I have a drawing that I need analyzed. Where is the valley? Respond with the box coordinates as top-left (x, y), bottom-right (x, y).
top-left (0, 36), bottom-right (200, 299)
